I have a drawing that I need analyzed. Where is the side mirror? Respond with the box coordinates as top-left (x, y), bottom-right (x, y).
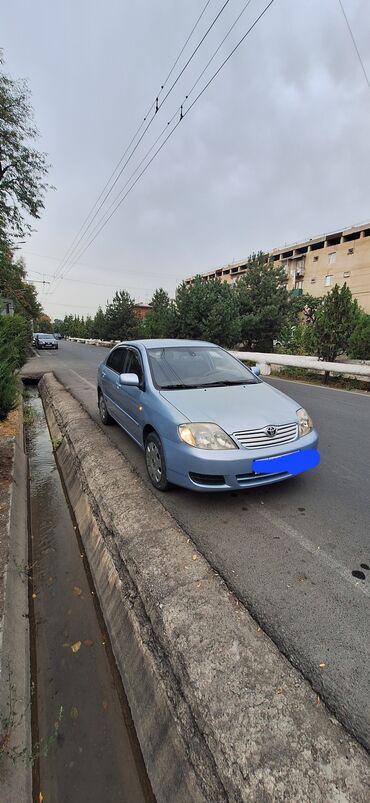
top-left (251, 366), bottom-right (261, 377)
top-left (118, 372), bottom-right (140, 387)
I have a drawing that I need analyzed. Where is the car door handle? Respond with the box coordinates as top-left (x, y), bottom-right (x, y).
top-left (101, 371), bottom-right (106, 378)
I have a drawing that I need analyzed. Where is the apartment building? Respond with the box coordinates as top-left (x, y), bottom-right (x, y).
top-left (184, 221), bottom-right (370, 313)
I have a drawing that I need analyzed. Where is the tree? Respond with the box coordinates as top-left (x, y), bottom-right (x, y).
top-left (0, 51), bottom-right (51, 242)
top-left (278, 292), bottom-right (322, 354)
top-left (91, 307), bottom-right (106, 339)
top-left (236, 252), bottom-right (289, 351)
top-left (35, 313), bottom-right (53, 333)
top-left (348, 313), bottom-right (370, 360)
top-left (174, 277), bottom-right (241, 347)
top-left (313, 283), bottom-right (360, 362)
top-left (0, 245), bottom-right (41, 320)
top-left (103, 290), bottom-right (138, 341)
top-left (145, 288), bottom-right (176, 338)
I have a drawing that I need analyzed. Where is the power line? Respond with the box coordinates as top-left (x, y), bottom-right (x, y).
top-left (51, 0), bottom-right (224, 286)
top-left (338, 0), bottom-right (370, 93)
top-left (69, 0), bottom-right (256, 268)
top-left (50, 0), bottom-right (258, 293)
top-left (51, 0), bottom-right (275, 291)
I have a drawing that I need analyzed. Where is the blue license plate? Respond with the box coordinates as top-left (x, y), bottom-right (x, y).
top-left (252, 449), bottom-right (320, 476)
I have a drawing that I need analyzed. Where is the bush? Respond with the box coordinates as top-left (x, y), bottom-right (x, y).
top-left (0, 356), bottom-right (18, 420)
top-left (0, 315), bottom-right (31, 420)
top-left (348, 314), bottom-right (370, 359)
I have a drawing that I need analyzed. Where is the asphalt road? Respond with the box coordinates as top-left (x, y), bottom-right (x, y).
top-left (28, 341), bottom-right (370, 752)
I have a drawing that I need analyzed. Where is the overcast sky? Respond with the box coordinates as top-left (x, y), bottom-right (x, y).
top-left (2, 0), bottom-right (370, 319)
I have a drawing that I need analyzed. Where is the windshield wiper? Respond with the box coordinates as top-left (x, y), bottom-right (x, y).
top-left (196, 380), bottom-right (256, 388)
top-left (160, 383), bottom-right (196, 390)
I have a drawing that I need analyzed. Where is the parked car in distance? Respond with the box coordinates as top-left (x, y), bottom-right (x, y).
top-left (97, 339), bottom-right (320, 492)
top-left (53, 332), bottom-right (63, 340)
top-left (35, 333), bottom-right (59, 350)
top-left (32, 332), bottom-right (41, 346)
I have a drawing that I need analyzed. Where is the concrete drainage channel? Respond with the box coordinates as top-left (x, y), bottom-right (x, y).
top-left (9, 371), bottom-right (370, 802)
top-left (24, 384), bottom-right (155, 803)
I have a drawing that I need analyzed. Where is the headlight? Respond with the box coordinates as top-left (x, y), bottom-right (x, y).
top-left (297, 408), bottom-right (313, 437)
top-left (178, 423), bottom-right (237, 450)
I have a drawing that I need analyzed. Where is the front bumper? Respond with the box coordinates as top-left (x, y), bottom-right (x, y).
top-left (164, 430), bottom-right (319, 491)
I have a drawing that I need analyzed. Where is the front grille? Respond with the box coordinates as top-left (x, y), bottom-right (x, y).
top-left (233, 422), bottom-right (298, 449)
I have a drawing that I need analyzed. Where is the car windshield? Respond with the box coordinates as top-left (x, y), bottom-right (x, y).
top-left (40, 334), bottom-right (54, 340)
top-left (147, 346), bottom-right (259, 389)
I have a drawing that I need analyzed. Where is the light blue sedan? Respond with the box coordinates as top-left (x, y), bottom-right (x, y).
top-left (97, 339), bottom-right (319, 492)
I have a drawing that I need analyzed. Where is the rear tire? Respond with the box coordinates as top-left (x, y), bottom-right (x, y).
top-left (98, 392), bottom-right (113, 425)
top-left (145, 432), bottom-right (170, 491)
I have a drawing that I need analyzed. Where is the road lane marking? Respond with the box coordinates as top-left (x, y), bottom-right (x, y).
top-left (258, 506), bottom-right (370, 599)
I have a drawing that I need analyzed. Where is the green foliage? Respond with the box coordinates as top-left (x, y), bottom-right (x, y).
top-left (313, 283), bottom-right (360, 362)
top-left (0, 51), bottom-right (51, 242)
top-left (348, 313), bottom-right (370, 359)
top-left (145, 288), bottom-right (176, 338)
top-left (0, 245), bottom-right (42, 320)
top-left (278, 292), bottom-right (322, 354)
top-left (0, 314), bottom-right (30, 420)
top-left (236, 252), bottom-right (289, 351)
top-left (0, 314), bottom-right (30, 367)
top-left (91, 307), bottom-right (106, 339)
top-left (102, 290), bottom-right (139, 341)
top-left (174, 277), bottom-right (241, 347)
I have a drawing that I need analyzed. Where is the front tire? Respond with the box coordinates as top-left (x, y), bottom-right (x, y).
top-left (145, 432), bottom-right (170, 491)
top-left (98, 392), bottom-right (113, 425)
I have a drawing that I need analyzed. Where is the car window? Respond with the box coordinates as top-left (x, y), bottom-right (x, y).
top-left (124, 349), bottom-right (144, 383)
top-left (106, 347), bottom-right (128, 373)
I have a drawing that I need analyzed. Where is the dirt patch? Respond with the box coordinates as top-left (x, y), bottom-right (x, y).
top-left (0, 409), bottom-right (19, 440)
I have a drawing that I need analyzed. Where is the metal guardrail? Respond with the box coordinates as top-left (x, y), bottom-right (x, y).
top-left (66, 338), bottom-right (370, 383)
top-left (231, 351), bottom-right (370, 382)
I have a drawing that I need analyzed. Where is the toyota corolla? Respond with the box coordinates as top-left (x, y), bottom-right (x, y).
top-left (97, 339), bottom-right (319, 492)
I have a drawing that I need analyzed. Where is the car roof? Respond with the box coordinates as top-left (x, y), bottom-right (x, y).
top-left (115, 339), bottom-right (216, 349)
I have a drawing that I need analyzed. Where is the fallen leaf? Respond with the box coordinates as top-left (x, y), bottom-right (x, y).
top-left (70, 706), bottom-right (79, 720)
top-left (73, 586), bottom-right (83, 597)
top-left (316, 695), bottom-right (320, 705)
top-left (71, 641), bottom-right (81, 653)
top-left (39, 793), bottom-right (44, 803)
top-left (192, 554), bottom-right (197, 561)
top-left (319, 662), bottom-right (326, 669)
top-left (276, 688), bottom-right (283, 694)
top-left (83, 639), bottom-right (94, 647)
top-left (32, 593), bottom-right (37, 599)
top-left (62, 643), bottom-right (70, 648)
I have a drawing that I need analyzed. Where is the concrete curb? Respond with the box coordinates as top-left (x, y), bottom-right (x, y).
top-left (40, 373), bottom-right (370, 802)
top-left (0, 406), bottom-right (32, 801)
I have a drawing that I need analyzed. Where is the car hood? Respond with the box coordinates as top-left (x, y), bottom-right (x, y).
top-left (160, 382), bottom-right (300, 433)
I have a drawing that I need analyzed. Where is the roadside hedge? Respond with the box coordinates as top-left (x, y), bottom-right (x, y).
top-left (0, 315), bottom-right (31, 421)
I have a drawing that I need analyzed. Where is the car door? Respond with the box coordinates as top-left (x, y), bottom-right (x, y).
top-left (101, 347), bottom-right (128, 425)
top-left (116, 347), bottom-right (146, 443)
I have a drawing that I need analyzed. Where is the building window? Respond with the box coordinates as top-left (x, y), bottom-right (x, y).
top-left (347, 248), bottom-right (354, 255)
top-left (311, 278), bottom-right (316, 284)
top-left (328, 252), bottom-right (336, 264)
top-left (313, 256), bottom-right (319, 262)
top-left (343, 271), bottom-right (351, 278)
top-left (325, 275), bottom-right (333, 287)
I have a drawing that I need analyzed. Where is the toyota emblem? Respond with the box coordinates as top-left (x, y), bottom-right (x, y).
top-left (265, 425), bottom-right (277, 438)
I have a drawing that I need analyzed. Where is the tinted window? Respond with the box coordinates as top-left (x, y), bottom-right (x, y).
top-left (106, 347), bottom-right (127, 373)
top-left (147, 346), bottom-right (259, 389)
top-left (125, 349), bottom-right (144, 383)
